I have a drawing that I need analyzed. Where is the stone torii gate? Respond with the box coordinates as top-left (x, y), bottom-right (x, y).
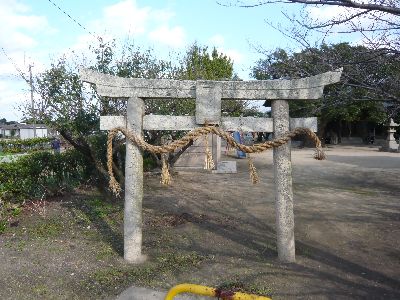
top-left (80, 68), bottom-right (342, 263)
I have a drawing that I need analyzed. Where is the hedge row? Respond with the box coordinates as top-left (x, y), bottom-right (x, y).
top-left (0, 137), bottom-right (53, 154)
top-left (0, 137), bottom-right (53, 147)
top-left (0, 150), bottom-right (92, 203)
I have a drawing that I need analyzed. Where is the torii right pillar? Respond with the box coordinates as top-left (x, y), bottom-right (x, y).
top-left (270, 69), bottom-right (343, 262)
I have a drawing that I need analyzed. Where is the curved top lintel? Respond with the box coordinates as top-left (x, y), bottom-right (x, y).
top-left (79, 68), bottom-right (342, 100)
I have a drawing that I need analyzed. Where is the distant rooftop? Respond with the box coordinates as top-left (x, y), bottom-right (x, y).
top-left (0, 123), bottom-right (48, 130)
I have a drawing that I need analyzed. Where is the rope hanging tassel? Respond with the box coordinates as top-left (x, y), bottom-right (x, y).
top-left (161, 154), bottom-right (172, 185)
top-left (314, 148), bottom-right (326, 160)
top-left (106, 126), bottom-right (326, 195)
top-left (314, 139), bottom-right (326, 160)
top-left (247, 154), bottom-right (259, 184)
top-left (203, 134), bottom-right (215, 170)
top-left (107, 132), bottom-right (122, 196)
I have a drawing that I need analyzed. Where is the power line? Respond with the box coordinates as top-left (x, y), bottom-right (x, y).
top-left (0, 74), bottom-right (21, 79)
top-left (1, 47), bottom-right (38, 126)
top-left (0, 47), bottom-right (30, 84)
top-left (0, 47), bottom-right (39, 95)
top-left (46, 0), bottom-right (102, 42)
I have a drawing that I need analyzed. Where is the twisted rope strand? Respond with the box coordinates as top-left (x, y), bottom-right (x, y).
top-left (107, 125), bottom-right (325, 195)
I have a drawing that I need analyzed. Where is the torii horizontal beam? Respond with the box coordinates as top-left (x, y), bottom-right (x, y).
top-left (80, 68), bottom-right (343, 100)
top-left (100, 115), bottom-right (318, 132)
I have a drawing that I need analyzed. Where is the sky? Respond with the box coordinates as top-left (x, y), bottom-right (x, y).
top-left (0, 0), bottom-right (360, 121)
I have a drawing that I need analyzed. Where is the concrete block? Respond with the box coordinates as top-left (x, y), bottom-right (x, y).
top-left (212, 161), bottom-right (237, 174)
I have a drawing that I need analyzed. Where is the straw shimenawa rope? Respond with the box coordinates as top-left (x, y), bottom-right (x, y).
top-left (203, 134), bottom-right (215, 170)
top-left (247, 154), bottom-right (259, 184)
top-left (107, 125), bottom-right (325, 195)
top-left (160, 153), bottom-right (172, 185)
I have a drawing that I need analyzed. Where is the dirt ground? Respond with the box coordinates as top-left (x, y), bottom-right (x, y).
top-left (0, 145), bottom-right (399, 299)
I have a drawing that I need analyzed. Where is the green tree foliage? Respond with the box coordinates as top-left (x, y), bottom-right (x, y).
top-left (181, 44), bottom-right (233, 80)
top-left (33, 58), bottom-right (106, 184)
top-left (180, 43), bottom-right (261, 117)
top-left (0, 118), bottom-right (17, 125)
top-left (252, 43), bottom-right (395, 138)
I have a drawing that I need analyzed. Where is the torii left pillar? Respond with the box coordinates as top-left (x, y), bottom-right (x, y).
top-left (124, 97), bottom-right (147, 263)
top-left (272, 100), bottom-right (295, 262)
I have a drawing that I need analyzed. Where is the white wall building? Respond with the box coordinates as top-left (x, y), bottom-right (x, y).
top-left (0, 124), bottom-right (55, 139)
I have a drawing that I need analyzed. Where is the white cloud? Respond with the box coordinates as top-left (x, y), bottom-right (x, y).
top-left (7, 14), bottom-right (49, 32)
top-left (72, 0), bottom-right (184, 51)
top-left (209, 34), bottom-right (225, 46)
top-left (207, 34), bottom-right (244, 64)
top-left (306, 5), bottom-right (374, 33)
top-left (0, 0), bottom-right (55, 121)
top-left (221, 48), bottom-right (244, 64)
top-left (0, 0), bottom-right (54, 52)
top-left (9, 32), bottom-right (38, 50)
top-left (307, 6), bottom-right (347, 21)
top-left (0, 79), bottom-right (27, 120)
top-left (151, 9), bottom-right (175, 23)
top-left (0, 60), bottom-right (21, 76)
top-left (149, 25), bottom-right (186, 48)
top-left (89, 0), bottom-right (151, 37)
top-left (84, 0), bottom-right (179, 42)
top-left (307, 0), bottom-right (380, 21)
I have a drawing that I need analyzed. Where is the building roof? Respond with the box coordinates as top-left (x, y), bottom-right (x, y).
top-left (0, 123), bottom-right (48, 130)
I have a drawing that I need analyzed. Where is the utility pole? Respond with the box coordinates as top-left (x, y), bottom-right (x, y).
top-left (29, 64), bottom-right (36, 138)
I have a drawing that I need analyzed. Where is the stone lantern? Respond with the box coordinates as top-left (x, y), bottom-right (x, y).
top-left (381, 118), bottom-right (399, 152)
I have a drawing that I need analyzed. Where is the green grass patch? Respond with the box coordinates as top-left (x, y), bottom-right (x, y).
top-left (11, 206), bottom-right (22, 217)
top-left (95, 244), bottom-right (116, 260)
top-left (32, 284), bottom-right (49, 296)
top-left (0, 203), bottom-right (22, 234)
top-left (0, 219), bottom-right (7, 234)
top-left (28, 218), bottom-right (65, 239)
top-left (343, 187), bottom-right (377, 196)
top-left (87, 198), bottom-right (120, 218)
top-left (84, 251), bottom-right (208, 293)
top-left (4, 240), bottom-right (27, 252)
top-left (75, 198), bottom-right (124, 231)
top-left (217, 277), bottom-right (273, 297)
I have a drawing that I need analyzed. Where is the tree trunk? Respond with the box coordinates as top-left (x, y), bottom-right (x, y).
top-left (347, 121), bottom-right (352, 138)
top-left (317, 118), bottom-right (328, 146)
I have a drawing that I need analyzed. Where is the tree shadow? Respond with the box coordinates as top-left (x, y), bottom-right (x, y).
top-left (172, 202), bottom-right (400, 299)
top-left (62, 193), bottom-right (124, 256)
top-left (326, 154), bottom-right (400, 170)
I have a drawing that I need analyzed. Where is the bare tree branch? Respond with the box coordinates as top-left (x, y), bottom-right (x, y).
top-left (230, 0), bottom-right (400, 15)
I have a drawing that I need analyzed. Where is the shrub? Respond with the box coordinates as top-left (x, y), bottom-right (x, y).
top-left (0, 137), bottom-right (53, 154)
top-left (0, 149), bottom-right (92, 203)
